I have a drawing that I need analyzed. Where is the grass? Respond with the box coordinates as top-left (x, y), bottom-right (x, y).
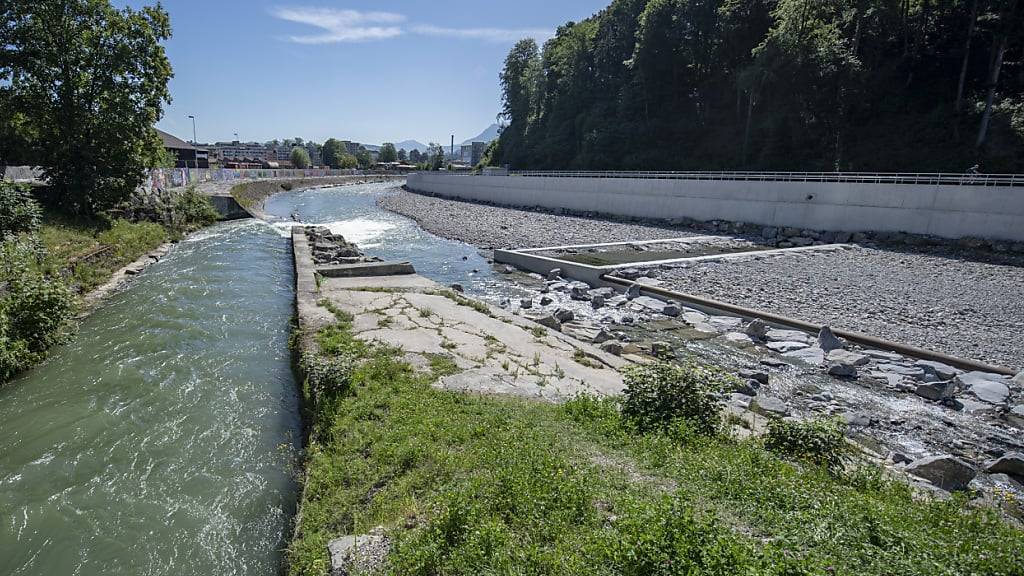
top-left (39, 211), bottom-right (168, 294)
top-left (289, 320), bottom-right (1024, 576)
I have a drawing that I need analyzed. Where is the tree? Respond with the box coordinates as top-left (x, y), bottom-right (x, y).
top-left (0, 0), bottom-right (173, 214)
top-left (291, 147), bottom-right (311, 169)
top-left (397, 148), bottom-right (408, 162)
top-left (409, 149), bottom-right (423, 164)
top-left (379, 142), bottom-right (398, 163)
top-left (354, 147), bottom-right (372, 169)
top-left (339, 153), bottom-right (358, 169)
top-left (428, 143), bottom-right (445, 170)
top-left (322, 138), bottom-right (346, 169)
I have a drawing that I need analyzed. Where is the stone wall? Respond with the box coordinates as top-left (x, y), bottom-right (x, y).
top-left (407, 173), bottom-right (1024, 243)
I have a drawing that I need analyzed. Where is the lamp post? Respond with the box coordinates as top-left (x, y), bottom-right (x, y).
top-left (188, 115), bottom-right (198, 170)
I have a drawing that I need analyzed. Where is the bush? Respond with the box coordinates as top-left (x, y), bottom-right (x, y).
top-left (764, 417), bottom-right (849, 474)
top-left (621, 360), bottom-right (732, 436)
top-left (0, 238), bottom-right (75, 381)
top-left (0, 181), bottom-right (42, 237)
top-left (173, 187), bottom-right (220, 227)
top-left (302, 353), bottom-right (355, 405)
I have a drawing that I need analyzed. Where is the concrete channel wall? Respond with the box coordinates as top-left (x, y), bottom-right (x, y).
top-left (407, 173), bottom-right (1024, 242)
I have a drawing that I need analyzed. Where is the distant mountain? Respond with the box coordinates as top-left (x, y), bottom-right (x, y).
top-left (462, 124), bottom-right (501, 145)
top-left (393, 140), bottom-right (430, 154)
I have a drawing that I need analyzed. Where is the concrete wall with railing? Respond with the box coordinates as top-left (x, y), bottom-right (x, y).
top-left (406, 172), bottom-right (1024, 242)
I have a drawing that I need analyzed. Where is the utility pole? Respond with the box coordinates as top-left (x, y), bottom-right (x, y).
top-left (450, 135), bottom-right (455, 159)
top-left (188, 115), bottom-right (198, 170)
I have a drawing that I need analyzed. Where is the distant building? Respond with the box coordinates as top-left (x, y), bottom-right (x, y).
top-left (209, 141), bottom-right (273, 162)
top-left (157, 129), bottom-right (208, 168)
top-left (466, 141), bottom-right (487, 166)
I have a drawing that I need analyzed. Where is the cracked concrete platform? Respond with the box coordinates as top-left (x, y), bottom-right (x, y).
top-left (294, 226), bottom-right (626, 401)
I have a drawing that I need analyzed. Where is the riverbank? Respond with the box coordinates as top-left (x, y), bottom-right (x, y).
top-left (287, 224), bottom-right (1024, 576)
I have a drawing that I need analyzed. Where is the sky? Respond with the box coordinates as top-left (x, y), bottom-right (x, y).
top-left (128, 0), bottom-right (608, 146)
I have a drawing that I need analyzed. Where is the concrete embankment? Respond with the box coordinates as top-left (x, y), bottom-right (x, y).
top-left (407, 172), bottom-right (1024, 243)
top-left (227, 175), bottom-right (404, 219)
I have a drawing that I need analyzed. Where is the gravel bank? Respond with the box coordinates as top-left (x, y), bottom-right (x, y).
top-left (377, 189), bottom-right (696, 249)
top-left (658, 246), bottom-right (1024, 369)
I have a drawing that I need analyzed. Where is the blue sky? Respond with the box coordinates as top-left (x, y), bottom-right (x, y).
top-left (132, 1), bottom-right (607, 146)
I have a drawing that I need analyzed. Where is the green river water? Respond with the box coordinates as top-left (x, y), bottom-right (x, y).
top-left (0, 183), bottom-right (514, 575)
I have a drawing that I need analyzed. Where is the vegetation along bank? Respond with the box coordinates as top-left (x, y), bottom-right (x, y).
top-left (0, 180), bottom-right (221, 386)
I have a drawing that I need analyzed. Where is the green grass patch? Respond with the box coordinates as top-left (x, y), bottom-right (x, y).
top-left (39, 213), bottom-right (168, 293)
top-left (289, 320), bottom-right (1024, 575)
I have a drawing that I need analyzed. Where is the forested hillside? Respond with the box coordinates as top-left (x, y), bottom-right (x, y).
top-left (491, 0), bottom-right (1024, 172)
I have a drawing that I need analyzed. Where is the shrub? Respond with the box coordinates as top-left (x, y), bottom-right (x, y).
top-left (173, 187), bottom-right (220, 227)
top-left (620, 360), bottom-right (731, 436)
top-left (0, 238), bottom-right (75, 381)
top-left (302, 353), bottom-right (355, 405)
top-left (764, 416), bottom-right (849, 473)
top-left (0, 181), bottom-right (42, 237)
top-left (96, 220), bottom-right (166, 260)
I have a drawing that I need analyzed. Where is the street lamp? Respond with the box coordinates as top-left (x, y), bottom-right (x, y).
top-left (187, 115), bottom-right (198, 170)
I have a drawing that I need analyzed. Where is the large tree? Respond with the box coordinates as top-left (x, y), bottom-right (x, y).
top-left (322, 138), bottom-right (346, 168)
top-left (291, 147), bottom-right (311, 169)
top-left (0, 0), bottom-right (173, 214)
top-left (379, 142), bottom-right (398, 163)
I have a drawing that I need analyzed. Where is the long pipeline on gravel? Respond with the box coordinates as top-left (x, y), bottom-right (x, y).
top-left (602, 274), bottom-right (1017, 376)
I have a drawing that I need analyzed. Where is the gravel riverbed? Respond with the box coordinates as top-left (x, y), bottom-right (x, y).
top-left (378, 189), bottom-right (695, 249)
top-left (658, 246), bottom-right (1024, 369)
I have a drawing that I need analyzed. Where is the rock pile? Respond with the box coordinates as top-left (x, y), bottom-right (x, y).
top-left (304, 226), bottom-right (381, 266)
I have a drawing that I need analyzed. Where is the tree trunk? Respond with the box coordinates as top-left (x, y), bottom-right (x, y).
top-left (955, 0), bottom-right (979, 113)
top-left (742, 90), bottom-right (755, 166)
top-left (975, 34), bottom-right (1007, 147)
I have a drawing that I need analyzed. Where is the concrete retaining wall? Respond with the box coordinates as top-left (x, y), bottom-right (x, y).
top-left (407, 173), bottom-right (1024, 242)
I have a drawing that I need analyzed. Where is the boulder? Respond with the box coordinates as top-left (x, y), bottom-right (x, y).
top-left (553, 308), bottom-right (575, 323)
top-left (539, 296), bottom-right (553, 306)
top-left (569, 283), bottom-right (591, 301)
top-left (956, 372), bottom-right (1011, 406)
top-left (502, 265), bottom-right (516, 274)
top-left (632, 296), bottom-right (667, 314)
top-left (744, 319), bottom-right (768, 339)
top-left (450, 283), bottom-right (465, 293)
top-left (905, 455), bottom-right (976, 491)
top-left (519, 298), bottom-right (533, 309)
top-left (662, 301), bottom-right (682, 317)
top-left (750, 395), bottom-right (790, 417)
top-left (562, 322), bottom-right (603, 343)
top-left (617, 268), bottom-right (642, 280)
top-left (599, 340), bottom-right (624, 356)
top-left (588, 287), bottom-right (616, 299)
top-left (985, 453), bottom-right (1024, 479)
top-left (783, 347), bottom-right (825, 365)
top-left (739, 370), bottom-right (769, 386)
top-left (625, 284), bottom-right (641, 300)
top-left (651, 341), bottom-right (673, 358)
top-left (914, 380), bottom-right (955, 401)
top-left (1014, 371), bottom-right (1024, 387)
top-left (826, 349), bottom-right (869, 366)
top-left (876, 363), bottom-right (926, 379)
top-left (818, 326), bottom-right (844, 352)
top-left (733, 380), bottom-right (759, 396)
top-left (534, 315), bottom-right (562, 331)
top-left (766, 341), bottom-right (810, 353)
top-left (915, 360), bottom-right (961, 381)
top-left (827, 363), bottom-right (858, 378)
top-left (328, 530), bottom-right (389, 576)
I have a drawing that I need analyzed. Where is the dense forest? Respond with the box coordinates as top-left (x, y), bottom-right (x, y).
top-left (490, 0), bottom-right (1024, 172)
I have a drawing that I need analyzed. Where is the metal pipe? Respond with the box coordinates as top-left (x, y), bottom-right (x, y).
top-left (602, 274), bottom-right (1018, 376)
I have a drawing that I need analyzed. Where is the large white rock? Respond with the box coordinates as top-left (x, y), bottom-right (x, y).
top-left (956, 371), bottom-right (1011, 406)
top-left (766, 341), bottom-right (810, 353)
top-left (827, 349), bottom-right (870, 366)
top-left (905, 455), bottom-right (976, 491)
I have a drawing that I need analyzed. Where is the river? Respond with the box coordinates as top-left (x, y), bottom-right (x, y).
top-left (0, 182), bottom-right (516, 575)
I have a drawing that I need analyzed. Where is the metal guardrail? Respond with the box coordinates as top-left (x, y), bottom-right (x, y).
top-left (491, 170), bottom-right (1024, 187)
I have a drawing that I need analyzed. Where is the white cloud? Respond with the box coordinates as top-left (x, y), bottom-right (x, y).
top-left (272, 7), bottom-right (405, 43)
top-left (272, 6), bottom-right (550, 44)
top-left (410, 24), bottom-right (552, 43)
